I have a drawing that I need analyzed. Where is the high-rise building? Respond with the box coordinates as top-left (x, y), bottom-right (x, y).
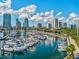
top-left (70, 24), bottom-right (76, 29)
top-left (55, 18), bottom-right (59, 29)
top-left (3, 13), bottom-right (11, 29)
top-left (63, 22), bottom-right (67, 28)
top-left (23, 18), bottom-right (29, 29)
top-left (47, 23), bottom-right (52, 29)
top-left (37, 23), bottom-right (42, 28)
top-left (16, 18), bottom-right (21, 29)
top-left (59, 22), bottom-right (62, 28)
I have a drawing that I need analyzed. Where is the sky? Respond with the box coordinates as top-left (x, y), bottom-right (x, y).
top-left (11, 0), bottom-right (79, 16)
top-left (0, 0), bottom-right (79, 26)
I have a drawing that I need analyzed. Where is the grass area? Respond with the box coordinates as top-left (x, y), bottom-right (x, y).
top-left (55, 28), bottom-right (79, 47)
top-left (64, 55), bottom-right (73, 59)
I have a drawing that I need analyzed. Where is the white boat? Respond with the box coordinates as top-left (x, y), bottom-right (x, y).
top-left (0, 31), bottom-right (47, 52)
top-left (1, 45), bottom-right (26, 52)
top-left (57, 44), bottom-right (66, 51)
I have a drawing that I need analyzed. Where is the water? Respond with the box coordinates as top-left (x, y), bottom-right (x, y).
top-left (0, 32), bottom-right (67, 59)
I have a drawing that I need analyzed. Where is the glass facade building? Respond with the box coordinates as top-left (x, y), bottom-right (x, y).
top-left (3, 13), bottom-right (11, 29)
top-left (23, 18), bottom-right (29, 29)
top-left (16, 18), bottom-right (21, 29)
top-left (48, 23), bottom-right (52, 29)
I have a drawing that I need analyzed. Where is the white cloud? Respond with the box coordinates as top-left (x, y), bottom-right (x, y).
top-left (18, 4), bottom-right (37, 14)
top-left (0, 0), bottom-right (37, 19)
top-left (15, 4), bottom-right (37, 19)
top-left (56, 12), bottom-right (62, 16)
top-left (45, 11), bottom-right (51, 16)
top-left (67, 12), bottom-right (78, 22)
top-left (43, 11), bottom-right (54, 22)
top-left (69, 12), bottom-right (78, 18)
top-left (0, 0), bottom-right (11, 13)
top-left (0, 0), bottom-right (12, 15)
top-left (51, 10), bottom-right (54, 14)
top-left (40, 12), bottom-right (44, 16)
top-left (31, 11), bottom-right (55, 22)
top-left (4, 9), bottom-right (14, 14)
top-left (19, 14), bottom-right (29, 19)
top-left (30, 13), bottom-right (43, 21)
top-left (0, 0), bottom-right (66, 22)
top-left (58, 16), bottom-right (64, 20)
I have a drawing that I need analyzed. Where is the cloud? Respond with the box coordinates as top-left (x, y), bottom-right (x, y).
top-left (69, 12), bottom-right (78, 18)
top-left (0, 0), bottom-right (14, 15)
top-left (40, 12), bottom-right (44, 16)
top-left (58, 16), bottom-right (64, 20)
top-left (0, 0), bottom-right (37, 19)
top-left (15, 4), bottom-right (37, 19)
top-left (67, 12), bottom-right (78, 22)
top-left (18, 5), bottom-right (37, 14)
top-left (19, 14), bottom-right (29, 19)
top-left (30, 10), bottom-right (55, 22)
top-left (51, 10), bottom-right (54, 14)
top-left (56, 12), bottom-right (62, 16)
top-left (0, 0), bottom-right (62, 22)
top-left (43, 11), bottom-right (54, 22)
top-left (45, 11), bottom-right (51, 16)
top-left (4, 9), bottom-right (14, 14)
top-left (30, 13), bottom-right (43, 21)
top-left (0, 0), bottom-right (65, 22)
top-left (0, 0), bottom-right (11, 13)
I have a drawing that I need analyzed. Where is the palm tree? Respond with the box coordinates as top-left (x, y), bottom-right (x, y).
top-left (66, 44), bottom-right (75, 59)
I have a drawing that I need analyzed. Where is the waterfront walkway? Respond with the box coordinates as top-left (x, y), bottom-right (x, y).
top-left (68, 36), bottom-right (79, 54)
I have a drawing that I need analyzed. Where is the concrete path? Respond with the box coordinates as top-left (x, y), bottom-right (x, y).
top-left (68, 36), bottom-right (79, 54)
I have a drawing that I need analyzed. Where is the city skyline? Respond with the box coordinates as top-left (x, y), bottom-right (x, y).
top-left (0, 1), bottom-right (78, 59)
top-left (0, 0), bottom-right (79, 27)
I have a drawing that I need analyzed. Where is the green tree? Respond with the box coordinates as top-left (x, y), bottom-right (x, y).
top-left (66, 44), bottom-right (75, 59)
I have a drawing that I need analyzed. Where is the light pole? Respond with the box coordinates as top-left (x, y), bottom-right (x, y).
top-left (77, 21), bottom-right (79, 37)
top-left (73, 18), bottom-right (79, 37)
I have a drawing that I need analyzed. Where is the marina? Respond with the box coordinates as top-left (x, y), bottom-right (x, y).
top-left (0, 30), bottom-right (67, 59)
top-left (0, 0), bottom-right (78, 59)
top-left (0, 31), bottom-right (47, 52)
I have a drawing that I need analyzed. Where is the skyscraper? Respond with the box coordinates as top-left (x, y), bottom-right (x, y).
top-left (63, 22), bottom-right (67, 28)
top-left (3, 13), bottom-right (11, 29)
top-left (16, 18), bottom-right (21, 29)
top-left (70, 24), bottom-right (76, 29)
top-left (23, 18), bottom-right (29, 30)
top-left (55, 18), bottom-right (59, 29)
top-left (59, 22), bottom-right (62, 28)
top-left (47, 23), bottom-right (52, 29)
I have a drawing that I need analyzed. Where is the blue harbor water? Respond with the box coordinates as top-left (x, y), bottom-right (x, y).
top-left (0, 31), bottom-right (67, 59)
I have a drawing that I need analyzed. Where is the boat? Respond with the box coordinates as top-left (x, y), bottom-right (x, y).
top-left (57, 43), bottom-right (67, 52)
top-left (37, 35), bottom-right (47, 40)
top-left (0, 31), bottom-right (47, 52)
top-left (0, 38), bottom-right (27, 52)
top-left (1, 44), bottom-right (26, 52)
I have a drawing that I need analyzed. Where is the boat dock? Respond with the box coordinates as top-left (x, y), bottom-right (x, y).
top-left (0, 31), bottom-right (48, 52)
